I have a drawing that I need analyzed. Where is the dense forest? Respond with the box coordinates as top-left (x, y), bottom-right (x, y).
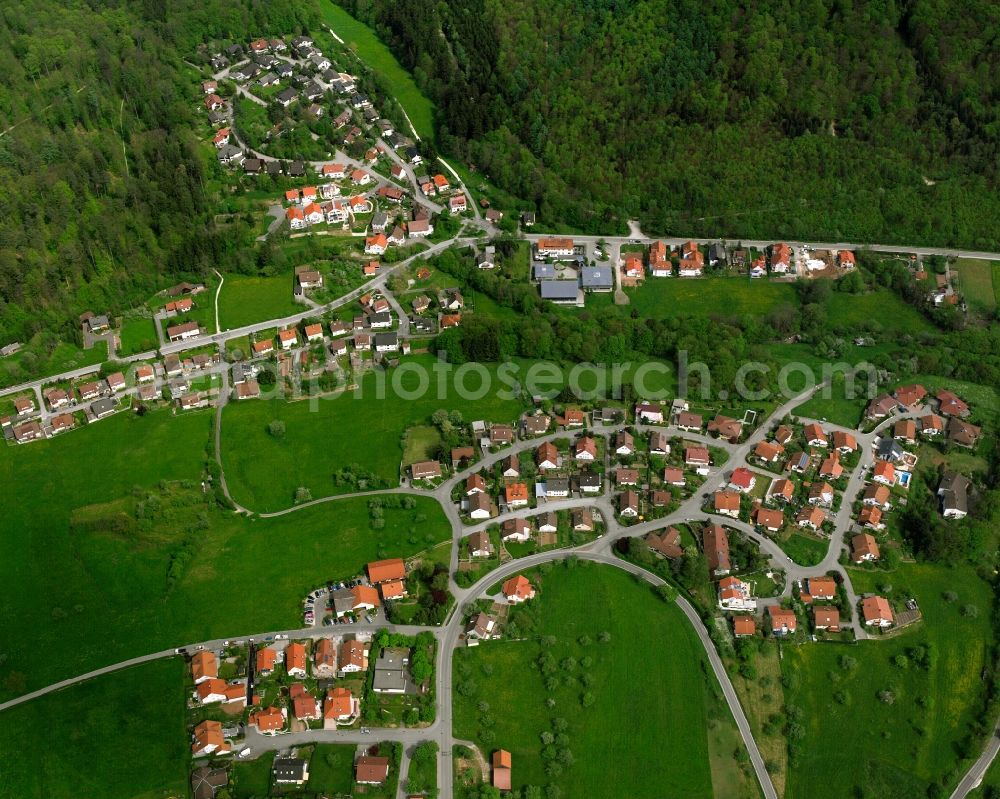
top-left (338, 0), bottom-right (1000, 246)
top-left (0, 0), bottom-right (319, 346)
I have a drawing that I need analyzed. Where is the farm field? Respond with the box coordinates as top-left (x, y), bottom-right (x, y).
top-left (952, 258), bottom-right (998, 316)
top-left (217, 272), bottom-right (302, 330)
top-left (784, 563), bottom-right (993, 799)
top-left (220, 354), bottom-right (526, 511)
top-left (453, 561), bottom-right (760, 798)
top-left (319, 0), bottom-right (435, 140)
top-left (0, 658), bottom-right (187, 799)
top-left (0, 407), bottom-right (450, 700)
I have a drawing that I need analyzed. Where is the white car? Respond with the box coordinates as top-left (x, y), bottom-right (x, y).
top-left (238, 747), bottom-right (252, 759)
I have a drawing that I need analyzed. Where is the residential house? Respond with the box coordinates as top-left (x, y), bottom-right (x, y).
top-left (752, 506), bottom-right (784, 533)
top-left (535, 442), bottom-right (561, 470)
top-left (649, 430), bottom-right (670, 456)
top-left (467, 613), bottom-right (498, 641)
top-left (947, 418), bottom-right (982, 448)
top-left (616, 468), bottom-right (640, 487)
top-left (895, 384), bottom-right (927, 408)
top-left (324, 687), bottom-right (357, 724)
top-left (937, 389), bottom-right (970, 417)
top-left (675, 411), bottom-right (703, 431)
top-left (728, 467), bottom-right (756, 493)
top-left (339, 639), bottom-right (367, 673)
top-left (571, 508), bottom-right (595, 531)
top-left (803, 423), bottom-right (827, 447)
top-left (249, 706), bottom-right (285, 733)
top-left (574, 436), bottom-right (597, 461)
top-left (718, 576), bottom-right (756, 611)
top-left (190, 651), bottom-right (217, 684)
top-left (714, 490), bottom-right (741, 518)
top-left (768, 478), bottom-right (795, 503)
top-left (938, 471), bottom-right (971, 519)
top-left (501, 518), bottom-right (531, 543)
top-left (663, 466), bottom-right (685, 487)
top-left (614, 430), bottom-right (635, 456)
top-left (851, 533), bottom-right (881, 563)
top-left (832, 431), bottom-right (858, 453)
top-left (468, 531), bottom-right (493, 558)
top-left (703, 524), bottom-right (731, 575)
top-left (862, 596), bottom-right (894, 627)
top-left (504, 483), bottom-right (529, 509)
top-left (860, 505), bottom-right (884, 530)
top-left (808, 481), bottom-right (834, 506)
top-left (920, 414), bottom-right (945, 437)
top-left (285, 642), bottom-right (307, 677)
top-left (619, 490), bottom-right (640, 517)
top-left (313, 638), bottom-right (337, 678)
top-left (754, 440), bottom-right (784, 462)
top-left (503, 575), bottom-right (536, 603)
top-left (635, 402), bottom-right (664, 423)
top-left (468, 492), bottom-right (493, 520)
top-left (708, 415), bottom-right (743, 441)
top-left (813, 606), bottom-right (841, 632)
top-left (893, 419), bottom-right (917, 444)
top-left (872, 461), bottom-right (895, 486)
top-left (768, 606), bottom-right (797, 636)
top-left (355, 757), bottom-right (390, 786)
top-left (734, 616), bottom-right (756, 637)
top-left (191, 720), bottom-right (230, 757)
top-left (796, 506), bottom-right (826, 530)
top-left (646, 527), bottom-right (683, 559)
top-left (411, 460), bottom-right (442, 481)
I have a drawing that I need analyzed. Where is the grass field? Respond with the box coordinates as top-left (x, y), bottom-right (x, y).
top-left (0, 407), bottom-right (451, 699)
top-left (217, 272), bottom-right (301, 330)
top-left (402, 424), bottom-right (442, 466)
top-left (0, 658), bottom-right (186, 799)
top-left (793, 371), bottom-right (866, 427)
top-left (0, 339), bottom-right (108, 390)
top-left (824, 289), bottom-right (936, 334)
top-left (952, 258), bottom-right (998, 316)
top-left (306, 744), bottom-right (357, 795)
top-left (778, 532), bottom-right (828, 566)
top-left (221, 354), bottom-right (526, 511)
top-left (784, 563), bottom-right (994, 798)
top-left (118, 316), bottom-right (159, 355)
top-left (453, 561), bottom-right (760, 798)
top-left (319, 0), bottom-right (436, 140)
top-left (625, 277), bottom-right (797, 320)
top-left (233, 752), bottom-right (275, 798)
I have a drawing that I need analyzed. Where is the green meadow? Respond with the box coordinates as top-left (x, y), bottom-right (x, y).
top-left (0, 658), bottom-right (187, 799)
top-left (784, 563), bottom-right (993, 798)
top-left (0, 407), bottom-right (449, 700)
top-left (453, 561), bottom-right (760, 798)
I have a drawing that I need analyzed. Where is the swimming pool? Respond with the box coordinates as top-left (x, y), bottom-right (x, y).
top-left (898, 471), bottom-right (912, 488)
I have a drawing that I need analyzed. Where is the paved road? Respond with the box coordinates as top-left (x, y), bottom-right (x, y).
top-left (522, 231), bottom-right (1000, 262)
top-left (951, 719), bottom-right (1000, 798)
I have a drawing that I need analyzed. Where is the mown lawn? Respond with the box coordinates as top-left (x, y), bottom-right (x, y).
top-left (0, 407), bottom-right (450, 700)
top-left (221, 354), bottom-right (526, 511)
top-left (784, 563), bottom-right (994, 799)
top-left (625, 277), bottom-right (798, 320)
top-left (118, 316), bottom-right (159, 355)
top-left (402, 424), bottom-right (442, 466)
top-left (319, 0), bottom-right (436, 140)
top-left (952, 258), bottom-right (997, 316)
top-left (217, 272), bottom-right (301, 330)
top-left (0, 658), bottom-right (187, 799)
top-left (453, 561), bottom-right (760, 798)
